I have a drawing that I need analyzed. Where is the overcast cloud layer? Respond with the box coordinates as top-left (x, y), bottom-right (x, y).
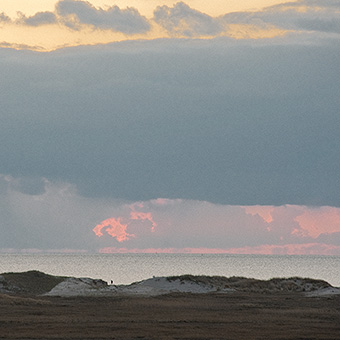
top-left (1, 0), bottom-right (340, 253)
top-left (1, 37), bottom-right (339, 206)
top-left (1, 177), bottom-right (340, 254)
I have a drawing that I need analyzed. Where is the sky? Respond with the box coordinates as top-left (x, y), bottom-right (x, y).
top-left (1, 0), bottom-right (340, 255)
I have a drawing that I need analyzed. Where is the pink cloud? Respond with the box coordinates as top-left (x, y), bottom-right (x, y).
top-left (99, 244), bottom-right (340, 255)
top-left (244, 205), bottom-right (340, 239)
top-left (93, 218), bottom-right (134, 242)
top-left (224, 243), bottom-right (340, 255)
top-left (244, 205), bottom-right (274, 223)
top-left (93, 200), bottom-right (340, 254)
top-left (295, 206), bottom-right (340, 238)
top-left (93, 206), bottom-right (158, 242)
top-left (130, 211), bottom-right (157, 231)
top-left (99, 247), bottom-right (233, 254)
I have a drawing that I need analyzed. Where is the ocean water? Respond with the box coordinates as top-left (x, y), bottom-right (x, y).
top-left (0, 253), bottom-right (339, 287)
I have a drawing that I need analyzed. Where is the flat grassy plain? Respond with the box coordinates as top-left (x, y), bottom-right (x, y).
top-left (1, 292), bottom-right (340, 339)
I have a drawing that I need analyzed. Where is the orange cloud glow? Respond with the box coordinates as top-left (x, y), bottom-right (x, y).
top-left (99, 247), bottom-right (234, 254)
top-left (245, 205), bottom-right (340, 238)
top-left (93, 202), bottom-right (340, 254)
top-left (130, 211), bottom-right (157, 231)
top-left (295, 207), bottom-right (340, 238)
top-left (93, 218), bottom-right (134, 242)
top-left (93, 207), bottom-right (157, 242)
top-left (244, 205), bottom-right (274, 223)
top-left (225, 243), bottom-right (340, 255)
top-left (99, 244), bottom-right (340, 255)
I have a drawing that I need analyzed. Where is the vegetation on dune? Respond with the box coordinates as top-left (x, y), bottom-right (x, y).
top-left (0, 271), bottom-right (334, 296)
top-left (165, 274), bottom-right (332, 293)
top-left (0, 270), bottom-right (66, 295)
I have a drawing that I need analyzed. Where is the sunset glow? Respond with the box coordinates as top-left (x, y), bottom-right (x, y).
top-left (93, 205), bottom-right (158, 242)
top-left (93, 218), bottom-right (133, 242)
top-left (130, 211), bottom-right (157, 231)
top-left (92, 200), bottom-right (340, 255)
top-left (98, 243), bottom-right (340, 255)
top-left (0, 0), bottom-right (308, 51)
top-left (295, 207), bottom-right (340, 238)
top-left (1, 0), bottom-right (294, 19)
top-left (245, 206), bottom-right (274, 224)
top-left (1, 1), bottom-right (339, 256)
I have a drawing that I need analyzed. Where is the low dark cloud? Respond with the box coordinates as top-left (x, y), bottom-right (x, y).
top-left (316, 232), bottom-right (340, 245)
top-left (1, 0), bottom-right (150, 34)
top-left (0, 12), bottom-right (11, 23)
top-left (271, 0), bottom-right (340, 10)
top-left (1, 180), bottom-right (338, 253)
top-left (0, 41), bottom-right (45, 51)
top-left (21, 11), bottom-right (57, 26)
top-left (223, 0), bottom-right (340, 34)
top-left (55, 0), bottom-right (150, 33)
top-left (0, 36), bottom-right (339, 206)
top-left (153, 2), bottom-right (223, 37)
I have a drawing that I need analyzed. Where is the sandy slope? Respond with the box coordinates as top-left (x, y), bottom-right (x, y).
top-left (44, 274), bottom-right (340, 297)
top-left (1, 272), bottom-right (340, 339)
top-left (1, 271), bottom-right (339, 297)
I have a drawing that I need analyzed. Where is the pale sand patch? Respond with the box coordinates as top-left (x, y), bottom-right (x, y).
top-left (44, 275), bottom-right (340, 297)
top-left (305, 287), bottom-right (340, 297)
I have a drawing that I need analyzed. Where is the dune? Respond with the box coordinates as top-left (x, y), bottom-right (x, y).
top-left (1, 271), bottom-right (339, 297)
top-left (2, 271), bottom-right (340, 339)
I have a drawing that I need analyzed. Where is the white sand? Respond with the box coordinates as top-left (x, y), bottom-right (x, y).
top-left (44, 277), bottom-right (117, 297)
top-left (42, 276), bottom-right (340, 297)
top-left (117, 277), bottom-right (234, 296)
top-left (304, 286), bottom-right (340, 297)
top-left (44, 276), bottom-right (233, 296)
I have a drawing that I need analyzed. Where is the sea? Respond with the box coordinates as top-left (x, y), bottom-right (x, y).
top-left (0, 253), bottom-right (339, 287)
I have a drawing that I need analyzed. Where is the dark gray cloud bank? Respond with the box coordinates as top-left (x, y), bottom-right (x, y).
top-left (1, 0), bottom-right (340, 253)
top-left (1, 33), bottom-right (339, 207)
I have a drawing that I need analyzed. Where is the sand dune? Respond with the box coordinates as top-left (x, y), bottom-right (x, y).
top-left (1, 271), bottom-right (339, 297)
top-left (1, 271), bottom-right (340, 339)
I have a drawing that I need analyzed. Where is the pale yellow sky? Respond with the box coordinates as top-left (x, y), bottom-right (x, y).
top-left (1, 0), bottom-right (293, 18)
top-left (0, 0), bottom-right (294, 51)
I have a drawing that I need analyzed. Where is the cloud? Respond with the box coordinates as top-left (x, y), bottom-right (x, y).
top-left (316, 232), bottom-right (340, 246)
top-left (98, 244), bottom-right (340, 255)
top-left (1, 2), bottom-right (339, 254)
top-left (1, 0), bottom-right (339, 51)
top-left (223, 243), bottom-right (340, 255)
top-left (1, 174), bottom-right (340, 253)
top-left (269, 0), bottom-right (340, 10)
top-left (0, 175), bottom-right (46, 196)
top-left (0, 0), bottom-right (150, 35)
top-left (0, 12), bottom-right (11, 23)
top-left (55, 0), bottom-right (150, 33)
top-left (153, 2), bottom-right (223, 37)
top-left (0, 41), bottom-right (45, 51)
top-left (151, 0), bottom-right (339, 39)
top-left (0, 37), bottom-right (339, 206)
top-left (92, 203), bottom-right (157, 241)
top-left (223, 0), bottom-right (340, 34)
top-left (130, 210), bottom-right (157, 231)
top-left (295, 206), bottom-right (340, 237)
top-left (93, 218), bottom-right (133, 241)
top-left (20, 11), bottom-right (57, 26)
